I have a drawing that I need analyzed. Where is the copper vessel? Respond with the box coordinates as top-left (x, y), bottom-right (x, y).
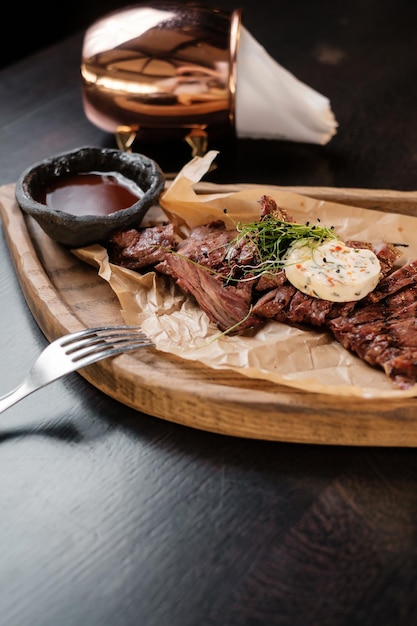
top-left (81, 2), bottom-right (242, 155)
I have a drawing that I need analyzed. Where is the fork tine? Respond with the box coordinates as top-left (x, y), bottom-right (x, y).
top-left (61, 327), bottom-right (150, 353)
top-left (70, 338), bottom-right (153, 363)
top-left (59, 325), bottom-right (147, 347)
top-left (70, 338), bottom-right (153, 368)
top-left (60, 326), bottom-right (153, 364)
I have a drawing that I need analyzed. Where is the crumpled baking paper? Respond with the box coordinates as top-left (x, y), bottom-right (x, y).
top-left (73, 151), bottom-right (417, 398)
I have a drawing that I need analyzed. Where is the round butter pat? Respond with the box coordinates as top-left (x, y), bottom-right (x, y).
top-left (284, 239), bottom-right (381, 302)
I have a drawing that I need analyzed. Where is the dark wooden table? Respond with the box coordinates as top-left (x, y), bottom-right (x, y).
top-left (2, 1), bottom-right (417, 625)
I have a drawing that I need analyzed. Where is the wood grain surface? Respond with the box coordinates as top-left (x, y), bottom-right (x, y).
top-left (2, 182), bottom-right (417, 446)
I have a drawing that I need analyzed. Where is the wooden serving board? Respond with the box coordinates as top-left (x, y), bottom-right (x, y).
top-left (2, 182), bottom-right (417, 446)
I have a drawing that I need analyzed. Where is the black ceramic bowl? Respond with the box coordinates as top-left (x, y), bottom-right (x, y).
top-left (15, 146), bottom-right (165, 247)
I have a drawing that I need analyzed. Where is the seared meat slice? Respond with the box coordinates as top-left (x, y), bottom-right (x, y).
top-left (328, 261), bottom-right (417, 388)
top-left (161, 219), bottom-right (260, 278)
top-left (259, 194), bottom-right (294, 222)
top-left (331, 313), bottom-right (417, 389)
top-left (253, 277), bottom-right (338, 327)
top-left (108, 224), bottom-right (176, 270)
top-left (167, 220), bottom-right (237, 275)
top-left (161, 220), bottom-right (261, 331)
top-left (163, 252), bottom-right (262, 331)
top-left (364, 258), bottom-right (417, 304)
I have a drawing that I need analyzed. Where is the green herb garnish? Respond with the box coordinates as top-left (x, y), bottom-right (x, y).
top-left (226, 214), bottom-right (339, 280)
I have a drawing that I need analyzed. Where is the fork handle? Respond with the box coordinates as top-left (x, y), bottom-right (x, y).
top-left (0, 381), bottom-right (37, 414)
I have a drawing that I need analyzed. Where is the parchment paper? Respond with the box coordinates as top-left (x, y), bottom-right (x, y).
top-left (74, 151), bottom-right (417, 399)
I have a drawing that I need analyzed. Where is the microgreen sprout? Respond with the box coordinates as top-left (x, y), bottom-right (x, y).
top-left (226, 215), bottom-right (339, 280)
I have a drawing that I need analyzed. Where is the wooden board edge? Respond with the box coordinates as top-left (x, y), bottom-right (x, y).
top-left (2, 182), bottom-right (417, 446)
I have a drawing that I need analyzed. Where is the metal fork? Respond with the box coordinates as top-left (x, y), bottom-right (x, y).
top-left (0, 326), bottom-right (153, 414)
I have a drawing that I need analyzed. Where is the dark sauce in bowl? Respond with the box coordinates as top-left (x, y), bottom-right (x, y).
top-left (43, 171), bottom-right (143, 216)
top-left (15, 146), bottom-right (165, 247)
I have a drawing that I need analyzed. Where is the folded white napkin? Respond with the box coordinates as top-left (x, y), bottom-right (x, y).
top-left (235, 26), bottom-right (338, 144)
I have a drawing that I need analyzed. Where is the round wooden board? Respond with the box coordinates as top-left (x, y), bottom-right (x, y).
top-left (2, 182), bottom-right (417, 446)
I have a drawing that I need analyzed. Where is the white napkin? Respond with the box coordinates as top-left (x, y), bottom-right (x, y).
top-left (235, 26), bottom-right (338, 144)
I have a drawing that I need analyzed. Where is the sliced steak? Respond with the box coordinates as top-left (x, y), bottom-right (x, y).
top-left (162, 251), bottom-right (262, 331)
top-left (328, 262), bottom-right (417, 388)
top-left (108, 223), bottom-right (176, 270)
top-left (104, 197), bottom-right (415, 388)
top-left (161, 220), bottom-right (261, 331)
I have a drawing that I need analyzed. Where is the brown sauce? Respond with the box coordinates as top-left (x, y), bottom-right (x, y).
top-left (43, 171), bottom-right (143, 216)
